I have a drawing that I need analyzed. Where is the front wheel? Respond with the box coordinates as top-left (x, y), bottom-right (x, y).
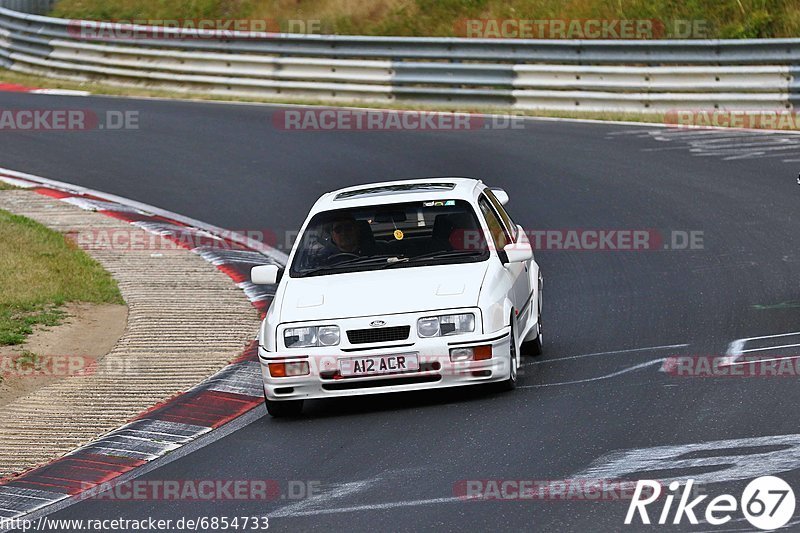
top-left (265, 398), bottom-right (304, 418)
top-left (498, 320), bottom-right (518, 392)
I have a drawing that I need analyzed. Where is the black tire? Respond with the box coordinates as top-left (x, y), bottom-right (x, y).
top-left (521, 320), bottom-right (542, 356)
top-left (265, 398), bottom-right (304, 418)
top-left (498, 319), bottom-right (518, 392)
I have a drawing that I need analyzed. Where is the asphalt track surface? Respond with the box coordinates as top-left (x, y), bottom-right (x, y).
top-left (3, 92), bottom-right (800, 532)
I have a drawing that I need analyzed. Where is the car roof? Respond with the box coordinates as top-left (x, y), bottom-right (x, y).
top-left (311, 177), bottom-right (484, 213)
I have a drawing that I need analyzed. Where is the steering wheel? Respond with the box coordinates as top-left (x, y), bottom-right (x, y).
top-left (326, 252), bottom-right (360, 264)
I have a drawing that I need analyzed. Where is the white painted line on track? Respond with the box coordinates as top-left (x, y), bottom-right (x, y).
top-left (523, 343), bottom-right (687, 367)
top-left (270, 478), bottom-right (381, 518)
top-left (269, 496), bottom-right (462, 518)
top-left (722, 149), bottom-right (800, 161)
top-left (693, 144), bottom-right (800, 155)
top-left (692, 141), bottom-right (800, 151)
top-left (723, 330), bottom-right (800, 365)
top-left (574, 433), bottom-right (800, 486)
top-left (726, 355), bottom-right (800, 366)
top-left (737, 331), bottom-right (800, 341)
top-left (30, 89), bottom-right (91, 97)
top-left (680, 135), bottom-right (779, 144)
top-left (741, 343), bottom-right (800, 354)
top-left (520, 358), bottom-right (665, 388)
top-left (687, 134), bottom-right (792, 143)
top-left (724, 339), bottom-right (747, 365)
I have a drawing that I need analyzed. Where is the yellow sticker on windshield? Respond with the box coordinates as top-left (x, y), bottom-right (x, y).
top-left (394, 230), bottom-right (404, 241)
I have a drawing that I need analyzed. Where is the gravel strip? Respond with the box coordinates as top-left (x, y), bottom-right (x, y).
top-left (0, 190), bottom-right (261, 477)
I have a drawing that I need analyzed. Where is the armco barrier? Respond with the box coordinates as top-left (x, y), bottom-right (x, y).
top-left (0, 0), bottom-right (798, 111)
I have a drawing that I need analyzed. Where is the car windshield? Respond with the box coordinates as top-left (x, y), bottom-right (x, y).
top-left (290, 200), bottom-right (489, 277)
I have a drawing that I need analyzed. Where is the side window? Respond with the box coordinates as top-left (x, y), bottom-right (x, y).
top-left (484, 189), bottom-right (517, 241)
top-left (478, 197), bottom-right (510, 251)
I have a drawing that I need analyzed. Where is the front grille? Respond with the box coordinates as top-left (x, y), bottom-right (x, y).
top-left (346, 325), bottom-right (410, 345)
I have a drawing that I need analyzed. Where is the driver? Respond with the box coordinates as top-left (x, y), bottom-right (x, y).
top-left (329, 216), bottom-right (363, 255)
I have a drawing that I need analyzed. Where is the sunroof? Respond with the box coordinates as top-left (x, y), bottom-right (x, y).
top-left (334, 183), bottom-right (456, 200)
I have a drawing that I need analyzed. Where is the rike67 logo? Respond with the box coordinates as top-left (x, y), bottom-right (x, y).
top-left (626, 476), bottom-right (795, 530)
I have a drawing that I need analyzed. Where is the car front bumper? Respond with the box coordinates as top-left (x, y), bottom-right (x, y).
top-left (259, 326), bottom-right (513, 401)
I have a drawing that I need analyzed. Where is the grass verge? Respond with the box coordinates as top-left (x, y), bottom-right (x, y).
top-left (0, 208), bottom-right (123, 346)
top-left (50, 0), bottom-right (800, 39)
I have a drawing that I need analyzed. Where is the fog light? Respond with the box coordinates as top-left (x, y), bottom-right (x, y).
top-left (268, 361), bottom-right (310, 378)
top-left (449, 345), bottom-right (492, 362)
top-left (450, 348), bottom-right (474, 362)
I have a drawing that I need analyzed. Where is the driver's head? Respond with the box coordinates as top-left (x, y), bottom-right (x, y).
top-left (330, 215), bottom-right (360, 253)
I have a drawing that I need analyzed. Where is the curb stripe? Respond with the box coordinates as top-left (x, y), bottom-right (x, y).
top-left (9, 455), bottom-right (146, 495)
top-left (146, 390), bottom-right (264, 428)
top-left (0, 169), bottom-right (281, 523)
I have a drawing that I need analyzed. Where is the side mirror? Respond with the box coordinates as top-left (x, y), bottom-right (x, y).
top-left (500, 242), bottom-right (533, 265)
top-left (490, 187), bottom-right (509, 205)
top-left (251, 265), bottom-right (283, 285)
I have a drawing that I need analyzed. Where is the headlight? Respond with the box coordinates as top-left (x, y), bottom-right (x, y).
top-left (284, 326), bottom-right (340, 348)
top-left (417, 313), bottom-right (475, 338)
top-left (417, 317), bottom-right (440, 338)
top-left (318, 326), bottom-right (340, 346)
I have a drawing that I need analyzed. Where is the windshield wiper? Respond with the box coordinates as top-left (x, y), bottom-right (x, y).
top-left (381, 249), bottom-right (486, 268)
top-left (333, 254), bottom-right (402, 268)
top-left (297, 251), bottom-right (485, 276)
top-left (297, 254), bottom-right (399, 277)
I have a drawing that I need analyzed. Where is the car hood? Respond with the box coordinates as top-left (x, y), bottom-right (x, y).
top-left (278, 262), bottom-right (489, 323)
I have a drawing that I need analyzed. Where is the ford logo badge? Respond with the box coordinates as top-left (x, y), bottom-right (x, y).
top-left (370, 320), bottom-right (386, 328)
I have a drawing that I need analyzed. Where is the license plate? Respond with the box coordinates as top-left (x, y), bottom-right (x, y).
top-left (339, 353), bottom-right (419, 377)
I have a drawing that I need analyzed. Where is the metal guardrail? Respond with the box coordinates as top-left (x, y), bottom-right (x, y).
top-left (0, 0), bottom-right (797, 111)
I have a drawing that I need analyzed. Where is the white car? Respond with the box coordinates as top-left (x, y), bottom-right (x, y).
top-left (251, 178), bottom-right (542, 417)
